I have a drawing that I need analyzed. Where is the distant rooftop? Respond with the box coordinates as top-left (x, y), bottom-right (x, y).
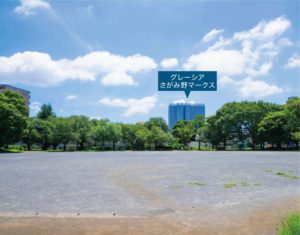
top-left (0, 84), bottom-right (30, 94)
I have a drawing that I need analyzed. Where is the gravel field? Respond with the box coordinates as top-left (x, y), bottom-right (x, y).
top-left (0, 151), bottom-right (299, 234)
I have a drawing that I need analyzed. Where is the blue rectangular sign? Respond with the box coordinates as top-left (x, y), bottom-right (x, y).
top-left (158, 71), bottom-right (217, 97)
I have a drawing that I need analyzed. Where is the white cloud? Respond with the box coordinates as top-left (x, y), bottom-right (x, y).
top-left (99, 95), bottom-right (157, 117)
top-left (237, 78), bottom-right (282, 98)
top-left (219, 76), bottom-right (234, 86)
top-left (14, 0), bottom-right (51, 16)
top-left (30, 101), bottom-right (41, 114)
top-left (202, 29), bottom-right (224, 42)
top-left (183, 16), bottom-right (292, 98)
top-left (183, 49), bottom-right (246, 76)
top-left (65, 95), bottom-right (78, 101)
top-left (208, 37), bottom-right (232, 51)
top-left (233, 16), bottom-right (291, 41)
top-left (172, 100), bottom-right (196, 104)
top-left (101, 72), bottom-right (137, 86)
top-left (160, 58), bottom-right (178, 69)
top-left (0, 51), bottom-right (157, 87)
top-left (285, 54), bottom-right (300, 69)
top-left (247, 62), bottom-right (273, 77)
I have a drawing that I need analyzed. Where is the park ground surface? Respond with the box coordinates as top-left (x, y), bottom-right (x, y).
top-left (0, 151), bottom-right (299, 235)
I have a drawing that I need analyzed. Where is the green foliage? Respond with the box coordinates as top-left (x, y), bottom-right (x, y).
top-left (0, 90), bottom-right (28, 147)
top-left (2, 96), bottom-right (299, 152)
top-left (173, 120), bottom-right (196, 147)
top-left (51, 118), bottom-right (75, 151)
top-left (241, 181), bottom-right (249, 187)
top-left (69, 115), bottom-right (91, 150)
top-left (205, 101), bottom-right (282, 149)
top-left (106, 123), bottom-right (122, 150)
top-left (90, 119), bottom-right (110, 149)
top-left (193, 115), bottom-right (206, 150)
top-left (34, 118), bottom-right (54, 150)
top-left (144, 117), bottom-right (169, 132)
top-left (258, 111), bottom-right (290, 147)
top-left (277, 212), bottom-right (300, 235)
top-left (148, 126), bottom-right (173, 150)
top-left (224, 183), bottom-right (237, 188)
top-left (37, 103), bottom-right (56, 119)
top-left (134, 124), bottom-right (151, 150)
top-left (121, 123), bottom-right (136, 149)
top-left (188, 182), bottom-right (207, 186)
top-left (22, 117), bottom-right (40, 150)
top-left (236, 101), bottom-right (282, 149)
top-left (265, 169), bottom-right (298, 180)
top-left (275, 172), bottom-right (298, 180)
top-left (205, 115), bottom-right (224, 149)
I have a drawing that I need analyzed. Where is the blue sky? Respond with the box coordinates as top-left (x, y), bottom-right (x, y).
top-left (0, 0), bottom-right (299, 123)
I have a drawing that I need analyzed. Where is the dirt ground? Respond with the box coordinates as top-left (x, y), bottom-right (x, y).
top-left (0, 197), bottom-right (299, 235)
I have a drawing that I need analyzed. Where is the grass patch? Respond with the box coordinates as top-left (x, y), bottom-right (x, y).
top-left (224, 183), bottom-right (237, 189)
top-left (266, 169), bottom-right (298, 180)
top-left (265, 169), bottom-right (274, 173)
top-left (171, 185), bottom-right (183, 190)
top-left (277, 212), bottom-right (300, 235)
top-left (253, 182), bottom-right (261, 187)
top-left (0, 148), bottom-right (22, 153)
top-left (276, 172), bottom-right (299, 180)
top-left (188, 182), bottom-right (207, 186)
top-left (241, 181), bottom-right (249, 187)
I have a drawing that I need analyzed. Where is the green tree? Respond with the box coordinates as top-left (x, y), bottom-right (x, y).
top-left (51, 118), bottom-right (75, 151)
top-left (144, 117), bottom-right (169, 132)
top-left (235, 101), bottom-right (282, 149)
top-left (285, 97), bottom-right (300, 148)
top-left (134, 124), bottom-right (150, 150)
top-left (106, 123), bottom-right (122, 150)
top-left (90, 119), bottom-right (110, 149)
top-left (258, 111), bottom-right (290, 148)
top-left (205, 115), bottom-right (223, 149)
top-left (121, 124), bottom-right (136, 150)
top-left (213, 103), bottom-right (240, 149)
top-left (37, 103), bottom-right (56, 119)
top-left (173, 120), bottom-right (196, 148)
top-left (148, 126), bottom-right (170, 150)
top-left (0, 90), bottom-right (28, 148)
top-left (34, 118), bottom-right (54, 150)
top-left (192, 115), bottom-right (205, 150)
top-left (69, 115), bottom-right (91, 150)
top-left (22, 117), bottom-right (40, 150)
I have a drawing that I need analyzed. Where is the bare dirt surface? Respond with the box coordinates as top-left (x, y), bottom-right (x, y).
top-left (0, 151), bottom-right (299, 234)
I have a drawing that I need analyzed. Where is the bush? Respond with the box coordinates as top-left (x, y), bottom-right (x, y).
top-left (8, 145), bottom-right (24, 151)
top-left (277, 212), bottom-right (300, 235)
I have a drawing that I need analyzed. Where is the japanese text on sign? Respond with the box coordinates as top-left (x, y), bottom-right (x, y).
top-left (158, 71), bottom-right (217, 97)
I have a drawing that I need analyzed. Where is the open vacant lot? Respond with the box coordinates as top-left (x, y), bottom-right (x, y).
top-left (0, 151), bottom-right (299, 235)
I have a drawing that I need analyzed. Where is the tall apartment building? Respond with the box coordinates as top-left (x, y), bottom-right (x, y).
top-left (0, 84), bottom-right (30, 107)
top-left (168, 101), bottom-right (205, 129)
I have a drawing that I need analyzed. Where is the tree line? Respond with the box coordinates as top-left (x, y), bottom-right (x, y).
top-left (0, 89), bottom-right (299, 151)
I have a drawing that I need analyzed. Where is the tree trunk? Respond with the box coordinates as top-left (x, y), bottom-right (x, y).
top-left (223, 138), bottom-right (226, 150)
top-left (80, 142), bottom-right (84, 150)
top-left (260, 143), bottom-right (264, 150)
top-left (277, 142), bottom-right (282, 149)
top-left (252, 141), bottom-right (255, 150)
top-left (27, 143), bottom-right (31, 151)
top-left (63, 143), bottom-right (67, 151)
top-left (112, 141), bottom-right (115, 151)
top-left (198, 141), bottom-right (201, 150)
